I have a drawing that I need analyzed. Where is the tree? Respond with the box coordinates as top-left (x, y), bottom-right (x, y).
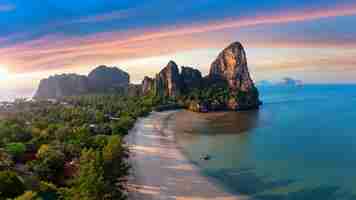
top-left (102, 136), bottom-right (128, 199)
top-left (0, 121), bottom-right (31, 145)
top-left (30, 144), bottom-right (65, 182)
top-left (71, 126), bottom-right (92, 147)
top-left (0, 150), bottom-right (14, 170)
top-left (14, 191), bottom-right (42, 200)
top-left (111, 116), bottom-right (134, 135)
top-left (5, 142), bottom-right (26, 161)
top-left (38, 181), bottom-right (58, 200)
top-left (0, 171), bottom-right (25, 199)
top-left (92, 135), bottom-right (109, 149)
top-left (62, 149), bottom-right (106, 200)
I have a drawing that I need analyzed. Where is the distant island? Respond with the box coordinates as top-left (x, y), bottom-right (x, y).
top-left (257, 77), bottom-right (303, 87)
top-left (35, 42), bottom-right (261, 112)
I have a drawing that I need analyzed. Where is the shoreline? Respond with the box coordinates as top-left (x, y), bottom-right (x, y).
top-left (125, 111), bottom-right (249, 200)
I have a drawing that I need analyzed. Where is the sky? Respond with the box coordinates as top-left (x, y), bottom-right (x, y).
top-left (0, 0), bottom-right (356, 99)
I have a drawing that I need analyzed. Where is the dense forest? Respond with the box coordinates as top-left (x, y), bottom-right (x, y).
top-left (0, 94), bottom-right (159, 200)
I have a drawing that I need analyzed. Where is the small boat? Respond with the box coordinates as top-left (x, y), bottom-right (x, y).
top-left (200, 154), bottom-right (211, 161)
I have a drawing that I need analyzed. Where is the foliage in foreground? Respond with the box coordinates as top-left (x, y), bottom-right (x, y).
top-left (0, 94), bottom-right (158, 200)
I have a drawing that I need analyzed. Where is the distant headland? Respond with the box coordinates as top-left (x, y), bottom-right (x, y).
top-left (34, 42), bottom-right (261, 112)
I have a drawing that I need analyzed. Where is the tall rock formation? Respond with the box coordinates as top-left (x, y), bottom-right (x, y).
top-left (128, 84), bottom-right (142, 97)
top-left (88, 65), bottom-right (129, 93)
top-left (155, 61), bottom-right (182, 98)
top-left (210, 42), bottom-right (254, 92)
top-left (180, 66), bottom-right (202, 91)
top-left (34, 66), bottom-right (130, 99)
top-left (209, 41), bottom-right (260, 110)
top-left (33, 41), bottom-right (260, 111)
top-left (34, 74), bottom-right (89, 99)
top-left (142, 76), bottom-right (155, 95)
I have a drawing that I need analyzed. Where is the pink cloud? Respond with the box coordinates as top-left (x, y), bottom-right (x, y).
top-left (2, 3), bottom-right (356, 75)
top-left (73, 9), bottom-right (134, 23)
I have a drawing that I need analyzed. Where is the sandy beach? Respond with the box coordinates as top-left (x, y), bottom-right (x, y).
top-left (125, 111), bottom-right (249, 200)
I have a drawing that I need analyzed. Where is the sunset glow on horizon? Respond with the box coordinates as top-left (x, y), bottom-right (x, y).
top-left (1, 0), bottom-right (356, 97)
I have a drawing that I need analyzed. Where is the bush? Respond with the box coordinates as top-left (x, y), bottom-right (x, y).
top-left (29, 145), bottom-right (65, 182)
top-left (61, 149), bottom-right (106, 200)
top-left (39, 181), bottom-right (58, 200)
top-left (92, 135), bottom-right (109, 149)
top-left (102, 136), bottom-right (128, 198)
top-left (63, 143), bottom-right (81, 158)
top-left (111, 116), bottom-right (135, 135)
top-left (0, 150), bottom-right (14, 170)
top-left (5, 142), bottom-right (26, 161)
top-left (0, 122), bottom-right (32, 145)
top-left (0, 171), bottom-right (26, 199)
top-left (36, 145), bottom-right (50, 159)
top-left (14, 191), bottom-right (42, 200)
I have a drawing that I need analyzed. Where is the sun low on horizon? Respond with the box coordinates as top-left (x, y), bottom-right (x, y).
top-left (0, 65), bottom-right (9, 80)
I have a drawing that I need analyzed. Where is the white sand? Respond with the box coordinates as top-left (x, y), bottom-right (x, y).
top-left (126, 111), bottom-right (250, 200)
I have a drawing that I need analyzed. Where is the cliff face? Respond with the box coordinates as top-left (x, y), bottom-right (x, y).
top-left (155, 61), bottom-right (182, 98)
top-left (208, 42), bottom-right (260, 110)
top-left (181, 66), bottom-right (202, 91)
top-left (128, 84), bottom-right (142, 97)
top-left (142, 76), bottom-right (155, 95)
top-left (34, 41), bottom-right (260, 111)
top-left (35, 66), bottom-right (130, 99)
top-left (88, 65), bottom-right (129, 92)
top-left (34, 74), bottom-right (89, 99)
top-left (210, 42), bottom-right (254, 92)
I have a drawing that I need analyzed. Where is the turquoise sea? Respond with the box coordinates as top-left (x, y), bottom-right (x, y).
top-left (169, 85), bottom-right (356, 200)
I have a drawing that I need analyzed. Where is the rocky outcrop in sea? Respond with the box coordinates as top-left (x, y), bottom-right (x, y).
top-left (210, 42), bottom-right (254, 92)
top-left (141, 42), bottom-right (261, 111)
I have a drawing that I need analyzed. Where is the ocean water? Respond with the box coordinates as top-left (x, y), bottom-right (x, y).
top-left (169, 85), bottom-right (356, 200)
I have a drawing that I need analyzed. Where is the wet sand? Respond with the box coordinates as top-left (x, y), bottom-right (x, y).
top-left (125, 111), bottom-right (249, 200)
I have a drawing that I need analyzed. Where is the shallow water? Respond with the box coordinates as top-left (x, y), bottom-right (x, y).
top-left (168, 85), bottom-right (356, 200)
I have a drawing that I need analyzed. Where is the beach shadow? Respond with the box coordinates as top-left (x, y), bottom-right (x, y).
top-left (171, 109), bottom-right (261, 136)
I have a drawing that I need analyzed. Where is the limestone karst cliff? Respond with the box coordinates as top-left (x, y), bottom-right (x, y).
top-left (155, 61), bottom-right (182, 98)
top-left (141, 76), bottom-right (155, 95)
top-left (34, 41), bottom-right (261, 111)
top-left (88, 65), bottom-right (129, 93)
top-left (180, 66), bottom-right (202, 92)
top-left (210, 42), bottom-right (254, 92)
top-left (34, 66), bottom-right (129, 99)
top-left (34, 74), bottom-right (89, 99)
top-left (207, 42), bottom-right (260, 110)
top-left (142, 42), bottom-right (260, 111)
